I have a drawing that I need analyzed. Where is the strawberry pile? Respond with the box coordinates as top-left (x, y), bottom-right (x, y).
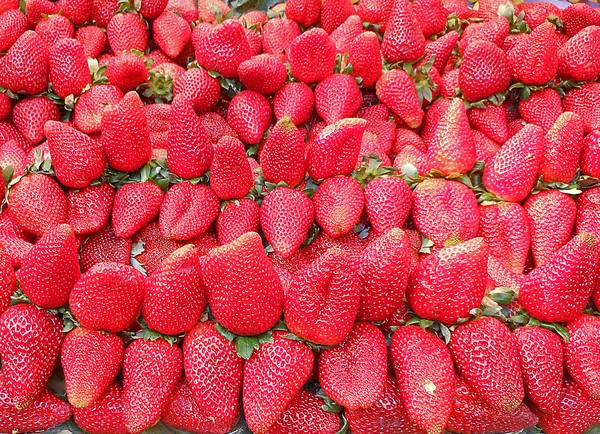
top-left (2, 0), bottom-right (600, 432)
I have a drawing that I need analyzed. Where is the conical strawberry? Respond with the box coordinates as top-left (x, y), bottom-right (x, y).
top-left (508, 21), bottom-right (559, 86)
top-left (216, 199), bottom-right (260, 245)
top-left (313, 176), bottom-right (364, 238)
top-left (315, 74), bottom-right (362, 124)
top-left (348, 31), bottom-right (382, 89)
top-left (382, 0), bottom-right (425, 63)
top-left (564, 315), bottom-right (600, 401)
top-left (285, 0), bottom-right (320, 27)
top-left (0, 31), bottom-right (49, 94)
top-left (287, 28), bottom-right (336, 84)
top-left (74, 85), bottom-right (124, 134)
top-left (112, 182), bottom-right (164, 238)
top-left (562, 82), bottom-right (600, 133)
top-left (363, 177), bottom-right (411, 237)
top-left (273, 82), bottom-right (314, 126)
top-left (173, 67), bottom-right (220, 114)
top-left (320, 0), bottom-right (355, 33)
top-left (72, 382), bottom-right (128, 434)
top-left (49, 38), bottom-right (91, 98)
top-left (13, 97), bottom-right (60, 146)
top-left (467, 101), bottom-right (509, 144)
top-left (558, 25), bottom-right (600, 82)
top-left (238, 54), bottom-right (287, 96)
top-left (210, 136), bottom-right (254, 200)
top-left (459, 40), bottom-right (511, 102)
top-left (539, 112), bottom-right (584, 184)
top-left (376, 69), bottom-right (423, 128)
top-left (519, 87), bottom-right (563, 132)
top-left (226, 90), bottom-right (272, 145)
top-left (106, 13), bottom-right (148, 53)
top-left (79, 225), bottom-right (132, 272)
top-left (66, 183), bottom-right (115, 236)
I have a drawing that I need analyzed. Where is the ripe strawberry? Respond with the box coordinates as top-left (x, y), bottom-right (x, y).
top-left (25, 0), bottom-right (59, 25)
top-left (561, 2), bottom-right (600, 34)
top-left (382, 0), bottom-right (425, 63)
top-left (483, 124), bottom-right (545, 202)
top-left (76, 26), bottom-right (107, 58)
top-left (164, 0), bottom-right (197, 21)
top-left (137, 0), bottom-right (168, 19)
top-left (285, 0), bottom-right (320, 27)
top-left (313, 176), bottom-right (364, 238)
top-left (519, 1), bottom-right (561, 30)
top-left (514, 326), bottom-right (563, 414)
top-left (0, 375), bottom-right (72, 433)
top-left (12, 97), bottom-right (59, 146)
top-left (0, 304), bottom-right (63, 410)
top-left (273, 82), bottom-right (315, 126)
top-left (226, 90), bottom-right (272, 145)
top-left (347, 32), bottom-right (382, 89)
top-left (0, 94), bottom-right (10, 122)
top-left (261, 187), bottom-right (314, 258)
top-left (210, 136), bottom-right (255, 200)
top-left (423, 31), bottom-right (459, 75)
top-left (459, 41), bottom-right (511, 102)
top-left (576, 188), bottom-right (600, 238)
top-left (518, 88), bottom-right (562, 132)
top-left (7, 174), bottom-right (67, 237)
top-left (390, 326), bottom-right (455, 434)
top-left (203, 232), bottom-right (284, 335)
top-left (131, 221), bottom-right (182, 274)
top-left (449, 317), bottom-right (524, 412)
top-left (288, 28), bottom-right (336, 84)
top-left (243, 332), bottom-right (314, 434)
top-left (539, 112), bottom-right (584, 183)
top-left (70, 262), bottom-right (145, 333)
top-left (143, 245), bottom-right (206, 335)
top-left (198, 112), bottom-right (238, 144)
top-left (72, 382), bottom-right (128, 434)
top-left (582, 129), bottom-right (600, 178)
top-left (74, 85), bottom-right (124, 134)
top-left (159, 182), bottom-right (220, 240)
top-left (49, 38), bottom-right (91, 98)
top-left (330, 14), bottom-right (363, 53)
top-left (315, 74), bottom-right (362, 124)
top-left (508, 21), bottom-right (559, 86)
top-left (238, 54), bottom-right (287, 96)
top-left (558, 25), bottom-right (600, 82)
top-left (112, 182), bottom-right (163, 239)
top-left (261, 18), bottom-right (301, 61)
top-left (562, 82), bottom-right (600, 133)
top-left (216, 199), bottom-right (260, 245)
top-left (0, 213), bottom-right (34, 268)
top-left (412, 178), bottom-right (480, 247)
top-left (307, 118), bottom-right (367, 180)
top-left (0, 247), bottom-right (15, 316)
top-left (285, 248), bottom-right (360, 345)
top-left (563, 315), bottom-right (600, 401)
top-left (173, 67), bottom-right (220, 114)
top-left (35, 15), bottom-right (75, 47)
top-left (56, 0), bottom-right (91, 23)
top-left (107, 13), bottom-right (149, 54)
top-left (122, 338), bottom-right (182, 433)
top-left (468, 102), bottom-right (509, 145)
top-left (66, 184), bottom-right (115, 236)
top-left (376, 69), bottom-right (423, 128)
top-left (0, 139), bottom-right (28, 176)
top-left (153, 11), bottom-right (190, 59)
top-left (525, 190), bottom-right (577, 267)
top-left (320, 0), bottom-right (355, 33)
top-left (447, 377), bottom-right (538, 434)
top-left (319, 322), bottom-right (386, 410)
top-left (61, 327), bottom-right (124, 409)
top-left (146, 103), bottom-right (171, 149)
top-left (105, 52), bottom-right (148, 93)
top-left (413, 0), bottom-right (447, 38)
top-left (0, 9), bottom-right (28, 52)
top-left (79, 225), bottom-right (132, 272)
top-left (0, 31), bottom-right (49, 95)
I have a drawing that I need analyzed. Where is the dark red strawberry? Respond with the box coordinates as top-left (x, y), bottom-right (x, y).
top-left (0, 30), bottom-right (49, 95)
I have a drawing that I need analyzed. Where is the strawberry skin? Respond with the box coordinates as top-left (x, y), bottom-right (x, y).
top-left (273, 82), bottom-right (315, 126)
top-left (226, 90), bottom-right (272, 145)
top-left (72, 382), bottom-right (128, 434)
top-left (287, 28), bottom-right (336, 84)
top-left (364, 177), bottom-right (411, 236)
top-left (13, 97), bottom-right (60, 146)
top-left (349, 31), bottom-right (383, 89)
top-left (79, 225), bottom-right (132, 272)
top-left (576, 188), bottom-right (600, 239)
top-left (564, 314), bottom-right (600, 401)
top-left (66, 183), bottom-right (115, 235)
top-left (48, 38), bottom-right (91, 98)
top-left (467, 101), bottom-right (509, 145)
top-left (173, 67), bottom-right (221, 114)
top-left (315, 74), bottom-right (362, 124)
top-left (582, 129), bottom-right (600, 178)
top-left (210, 136), bottom-right (255, 200)
top-left (285, 0), bottom-right (320, 27)
top-left (0, 248), bottom-right (15, 317)
top-left (0, 31), bottom-right (49, 94)
top-left (558, 25), bottom-right (600, 82)
top-left (216, 198), bottom-right (260, 245)
top-left (112, 182), bottom-right (164, 238)
top-left (313, 176), bottom-right (364, 238)
top-left (238, 54), bottom-right (287, 96)
top-left (508, 21), bottom-right (559, 86)
top-left (262, 18), bottom-right (301, 61)
top-left (390, 326), bottom-right (455, 434)
top-left (203, 232), bottom-right (284, 336)
top-left (376, 69), bottom-right (423, 128)
top-left (76, 25), bottom-right (107, 58)
top-left (153, 11), bottom-right (191, 58)
top-left (382, 0), bottom-right (425, 63)
top-left (563, 82), bottom-right (600, 133)
top-left (459, 40), bottom-right (511, 102)
top-left (74, 85), bottom-right (124, 134)
top-left (519, 87), bottom-right (563, 132)
top-left (105, 52), bottom-right (148, 93)
top-left (107, 13), bottom-right (148, 54)
top-left (539, 112), bottom-right (584, 184)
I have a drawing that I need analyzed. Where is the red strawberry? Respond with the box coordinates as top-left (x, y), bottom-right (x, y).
top-left (72, 382), bottom-right (128, 434)
top-left (576, 188), bottom-right (600, 238)
top-left (563, 314), bottom-right (600, 401)
top-left (449, 317), bottom-right (524, 412)
top-left (173, 67), bottom-right (220, 114)
top-left (74, 85), bottom-right (124, 134)
top-left (468, 102), bottom-right (509, 145)
top-left (7, 174), bottom-right (67, 237)
top-left (107, 13), bottom-right (148, 53)
top-left (35, 14), bottom-right (74, 47)
top-left (413, 0), bottom-right (448, 38)
top-left (261, 18), bottom-right (301, 61)
top-left (12, 97), bottom-right (59, 146)
top-left (66, 183), bottom-right (114, 236)
top-left (315, 74), bottom-right (362, 124)
top-left (183, 321), bottom-right (243, 432)
top-left (519, 1), bottom-right (561, 30)
top-left (424, 31), bottom-right (459, 74)
top-left (562, 83), bottom-right (600, 133)
top-left (146, 103), bottom-right (171, 149)
top-left (105, 52), bottom-right (148, 93)
top-left (131, 221), bottom-right (183, 274)
top-left (61, 327), bottom-right (124, 409)
top-left (514, 326), bottom-right (563, 414)
top-left (142, 245), bottom-right (206, 335)
top-left (226, 90), bottom-right (272, 145)
top-left (330, 14), bottom-right (363, 53)
top-left (313, 176), bottom-right (364, 238)
top-left (57, 0), bottom-right (92, 23)
top-left (243, 332), bottom-right (314, 434)
top-left (79, 225), bottom-right (132, 272)
top-left (582, 129), bottom-right (600, 178)
top-left (0, 213), bottom-right (34, 268)
top-left (216, 199), bottom-right (260, 245)
top-left (199, 111), bottom-right (238, 144)
top-left (558, 25), bottom-right (600, 82)
top-left (412, 178), bottom-right (480, 247)
top-left (122, 338), bottom-right (182, 433)
top-left (0, 9), bottom-right (28, 52)
top-left (287, 28), bottom-right (336, 84)
top-left (0, 304), bottom-right (63, 410)
top-left (390, 326), bottom-right (455, 434)
top-left (525, 190), bottom-right (577, 267)
top-left (540, 111), bottom-right (584, 182)
top-left (153, 11), bottom-right (190, 59)
top-left (285, 248), bottom-right (360, 345)
top-left (76, 26), bottom-right (107, 58)
top-left (112, 182), bottom-right (163, 238)
top-left (0, 93), bottom-right (10, 122)
top-left (320, 0), bottom-right (355, 33)
top-left (0, 31), bottom-right (49, 94)
top-left (49, 38), bottom-right (91, 98)
top-left (459, 41), bottom-right (511, 102)
top-left (159, 182), bottom-right (220, 240)
top-left (348, 31), bottom-right (382, 89)
top-left (508, 21), bottom-right (559, 86)
top-left (519, 88), bottom-right (563, 132)
top-left (164, 0), bottom-right (197, 21)
top-left (376, 69), bottom-right (423, 128)
top-left (238, 54), bottom-right (287, 96)
top-left (382, 0), bottom-right (425, 63)
top-left (203, 232), bottom-right (284, 335)
top-left (138, 0), bottom-right (168, 19)
top-left (273, 82), bottom-right (315, 126)
top-left (562, 2), bottom-right (600, 35)
top-left (285, 0), bottom-right (320, 27)
top-left (0, 247), bottom-right (15, 316)
top-left (69, 262), bottom-right (145, 333)
top-left (210, 136), bottom-right (255, 200)
top-left (483, 124), bottom-right (545, 202)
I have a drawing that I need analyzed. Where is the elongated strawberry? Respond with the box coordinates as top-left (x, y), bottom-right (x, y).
top-left (203, 232), bottom-right (284, 336)
top-left (0, 31), bottom-right (49, 94)
top-left (112, 182), bottom-right (164, 239)
top-left (210, 136), bottom-right (254, 200)
top-left (216, 199), bottom-right (260, 245)
top-left (563, 315), bottom-right (600, 401)
top-left (72, 382), bottom-right (128, 434)
top-left (313, 176), bottom-right (363, 238)
top-left (288, 28), bottom-right (336, 84)
top-left (319, 322), bottom-right (387, 410)
top-left (74, 85), bottom-right (123, 134)
top-left (243, 332), bottom-right (314, 434)
top-left (539, 112), bottom-right (584, 184)
top-left (49, 38), bottom-right (91, 98)
top-left (18, 224), bottom-right (80, 309)
top-left (0, 304), bottom-right (63, 410)
top-left (563, 82), bottom-right (600, 133)
top-left (315, 74), bottom-right (362, 124)
top-left (226, 90), bottom-right (272, 145)
top-left (348, 31), bottom-right (382, 89)
top-left (459, 40), bottom-right (510, 102)
top-left (107, 13), bottom-right (148, 53)
top-left (468, 102), bottom-right (508, 145)
top-left (382, 0), bottom-right (425, 63)
top-left (376, 69), bottom-right (423, 128)
top-left (391, 326), bottom-right (455, 434)
top-left (13, 97), bottom-right (59, 146)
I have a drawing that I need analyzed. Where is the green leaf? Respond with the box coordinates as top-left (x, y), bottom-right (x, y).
top-left (235, 336), bottom-right (260, 360)
top-left (215, 322), bottom-right (236, 342)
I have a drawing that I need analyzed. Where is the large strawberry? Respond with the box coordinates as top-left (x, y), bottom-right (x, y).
top-left (66, 183), bottom-right (115, 236)
top-left (285, 0), bottom-right (320, 26)
top-left (364, 177), bottom-right (411, 236)
top-left (0, 31), bottom-right (49, 94)
top-left (75, 25), bottom-right (107, 58)
top-left (173, 67), bottom-right (220, 114)
top-left (381, 0), bottom-right (425, 63)
top-left (72, 382), bottom-right (128, 434)
top-left (105, 52), bottom-right (148, 93)
top-left (459, 40), bottom-right (511, 102)
top-left (519, 87), bottom-right (563, 132)
top-left (315, 74), bottom-right (362, 124)
top-left (273, 83), bottom-right (315, 126)
top-left (48, 38), bottom-right (91, 98)
top-left (508, 21), bottom-right (559, 86)
top-left (74, 85), bottom-right (124, 134)
top-left (285, 248), bottom-right (360, 345)
top-left (562, 82), bottom-right (600, 133)
top-left (539, 112), bottom-right (584, 184)
top-left (318, 322), bottom-right (387, 410)
top-left (106, 13), bottom-right (148, 53)
top-left (210, 136), bottom-right (254, 200)
top-left (153, 11), bottom-right (190, 58)
top-left (287, 28), bottom-right (336, 84)
top-left (563, 314), bottom-right (600, 401)
top-left (558, 25), bottom-right (600, 82)
top-left (0, 304), bottom-right (63, 410)
top-left (243, 332), bottom-right (314, 434)
top-left (390, 326), bottom-right (455, 434)
top-left (203, 232), bottom-right (284, 336)
top-left (238, 54), bottom-right (287, 96)
top-left (216, 199), bottom-right (260, 245)
top-left (313, 176), bottom-right (364, 238)
top-left (112, 182), bottom-right (164, 238)
top-left (36, 14), bottom-right (75, 47)
top-left (376, 69), bottom-right (423, 128)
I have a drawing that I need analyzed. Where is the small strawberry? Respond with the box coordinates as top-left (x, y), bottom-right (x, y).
top-left (315, 74), bottom-right (362, 124)
top-left (210, 136), bottom-right (255, 200)
top-left (12, 97), bottom-right (60, 146)
top-left (79, 225), bottom-right (132, 272)
top-left (105, 52), bottom-right (149, 93)
top-left (75, 26), bottom-right (107, 58)
top-left (49, 38), bottom-right (91, 98)
top-left (72, 382), bottom-right (128, 434)
top-left (413, 0), bottom-right (448, 38)
top-left (153, 11), bottom-right (191, 59)
top-left (261, 18), bottom-right (301, 61)
top-left (238, 54), bottom-right (287, 96)
top-left (348, 31), bottom-right (382, 89)
top-left (73, 85), bottom-right (124, 134)
top-left (199, 111), bottom-right (239, 143)
top-left (382, 0), bottom-right (425, 63)
top-left (287, 28), bottom-right (336, 84)
top-left (273, 82), bottom-right (315, 126)
top-left (558, 25), bottom-right (600, 82)
top-left (112, 182), bottom-right (164, 239)
top-left (468, 102), bottom-right (509, 145)
top-left (582, 130), bottom-right (600, 178)
top-left (107, 13), bottom-right (149, 54)
top-left (173, 67), bottom-right (221, 114)
top-left (424, 31), bottom-right (459, 74)
top-left (0, 30), bottom-right (49, 95)
top-left (313, 176), bottom-right (364, 238)
top-left (459, 40), bottom-right (511, 102)
top-left (376, 69), bottom-right (423, 128)
top-left (226, 90), bottom-right (272, 145)
top-left (216, 199), bottom-right (260, 245)
top-left (562, 82), bottom-right (600, 133)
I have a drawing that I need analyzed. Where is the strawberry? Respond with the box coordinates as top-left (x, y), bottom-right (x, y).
top-left (164, 0), bottom-right (197, 22)
top-left (49, 38), bottom-right (91, 98)
top-left (424, 31), bottom-right (459, 75)
top-left (74, 85), bottom-right (124, 134)
top-left (313, 176), bottom-right (364, 238)
top-left (173, 67), bottom-right (221, 114)
top-left (315, 74), bottom-right (362, 124)
top-left (112, 182), bottom-right (164, 239)
top-left (34, 15), bottom-right (75, 47)
top-left (562, 2), bottom-right (600, 34)
top-left (203, 232), bottom-right (284, 335)
top-left (483, 124), bottom-right (545, 202)
top-left (320, 0), bottom-right (355, 34)
top-left (69, 262), bottom-right (145, 333)
top-left (285, 0), bottom-right (320, 27)
top-left (61, 327), bottom-right (124, 409)
top-left (479, 202), bottom-right (530, 274)
top-left (449, 317), bottom-right (524, 412)
top-left (122, 338), bottom-right (182, 433)
top-left (582, 129), bottom-right (600, 178)
top-left (0, 304), bottom-right (63, 410)
top-left (146, 103), bottom-right (171, 149)
top-left (137, 0), bottom-right (168, 19)
top-left (262, 18), bottom-right (301, 61)
top-left (66, 184), bottom-right (115, 236)
top-left (413, 0), bottom-right (448, 38)
top-left (12, 97), bottom-right (59, 146)
top-left (563, 314), bottom-right (600, 401)
top-left (412, 178), bottom-right (480, 247)
top-left (390, 326), bottom-right (455, 434)
top-left (459, 41), bottom-right (511, 102)
top-left (0, 9), bottom-right (28, 52)
top-left (0, 247), bottom-right (15, 316)
top-left (319, 322), bottom-right (386, 410)
top-left (376, 69), bottom-right (423, 129)
top-left (0, 31), bottom-right (49, 95)
top-left (447, 377), bottom-right (538, 434)
top-left (474, 131), bottom-right (500, 164)
top-left (407, 237), bottom-right (488, 324)
top-left (285, 248), bottom-right (360, 345)
top-left (508, 21), bottom-right (559, 86)
top-left (306, 118), bottom-right (367, 180)
top-left (392, 128), bottom-right (426, 156)
top-left (562, 82), bottom-right (600, 133)
top-left (131, 221), bottom-right (183, 274)
top-left (107, 13), bottom-right (149, 54)
top-left (26, 0), bottom-right (59, 26)
top-left (381, 0), bottom-right (425, 63)
top-left (199, 111), bottom-right (239, 144)
top-left (558, 25), bottom-right (600, 82)
top-left (514, 326), bottom-right (563, 414)
top-left (238, 54), bottom-right (287, 96)
top-left (0, 375), bottom-right (72, 433)
top-left (210, 136), bottom-right (255, 200)
top-left (76, 26), bottom-right (107, 58)
top-left (196, 0), bottom-right (229, 22)
top-left (72, 382), bottom-right (128, 434)
top-left (7, 174), bottom-right (67, 237)
top-left (518, 88), bottom-right (563, 132)
top-left (0, 213), bottom-right (34, 268)
top-left (348, 31), bottom-right (382, 89)
top-left (273, 82), bottom-right (315, 126)
top-left (0, 93), bottom-right (10, 122)
top-left (576, 188), bottom-right (600, 238)
top-left (216, 199), bottom-right (260, 245)
top-left (356, 0), bottom-right (394, 31)
top-left (525, 190), bottom-right (577, 267)
top-left (259, 117), bottom-right (306, 188)
top-left (142, 245), bottom-right (206, 335)
top-left (467, 102), bottom-right (509, 145)
top-left (153, 11), bottom-right (190, 59)
top-left (243, 332), bottom-right (314, 434)
top-left (519, 2), bottom-right (561, 30)
top-left (287, 28), bottom-right (337, 84)
top-left (57, 0), bottom-right (92, 24)
top-left (105, 52), bottom-right (148, 93)
top-left (226, 90), bottom-right (272, 145)
top-left (330, 14), bottom-right (363, 53)
top-left (79, 226), bottom-right (132, 272)
top-left (159, 182), bottom-right (220, 240)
